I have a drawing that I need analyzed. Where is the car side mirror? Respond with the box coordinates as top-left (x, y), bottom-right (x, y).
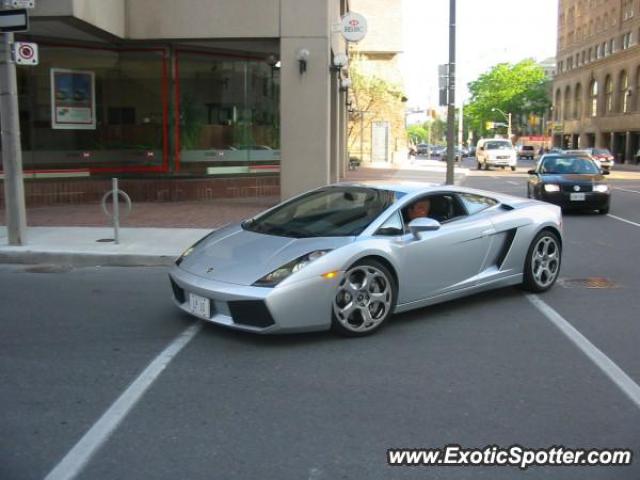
top-left (408, 217), bottom-right (441, 239)
top-left (527, 169), bottom-right (536, 175)
top-left (602, 170), bottom-right (610, 175)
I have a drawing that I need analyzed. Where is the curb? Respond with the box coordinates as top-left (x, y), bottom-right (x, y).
top-left (0, 251), bottom-right (176, 267)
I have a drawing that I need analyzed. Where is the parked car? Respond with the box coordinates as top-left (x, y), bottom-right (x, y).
top-left (635, 148), bottom-right (640, 164)
top-left (170, 183), bottom-right (563, 336)
top-left (416, 143), bottom-right (430, 155)
top-left (582, 148), bottom-right (615, 170)
top-left (431, 146), bottom-right (446, 158)
top-left (518, 145), bottom-right (537, 160)
top-left (527, 154), bottom-right (610, 214)
top-left (476, 138), bottom-right (517, 171)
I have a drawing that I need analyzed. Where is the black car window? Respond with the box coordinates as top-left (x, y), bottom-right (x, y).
top-left (540, 156), bottom-right (600, 175)
top-left (401, 193), bottom-right (467, 228)
top-left (458, 193), bottom-right (498, 215)
top-left (485, 141), bottom-right (512, 150)
top-left (243, 187), bottom-right (402, 238)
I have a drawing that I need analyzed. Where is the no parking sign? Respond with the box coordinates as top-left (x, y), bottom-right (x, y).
top-left (13, 41), bottom-right (38, 65)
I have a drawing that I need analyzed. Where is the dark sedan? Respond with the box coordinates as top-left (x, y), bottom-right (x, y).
top-left (527, 154), bottom-right (611, 214)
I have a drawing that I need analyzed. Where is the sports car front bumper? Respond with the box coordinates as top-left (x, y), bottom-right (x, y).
top-left (169, 266), bottom-right (340, 334)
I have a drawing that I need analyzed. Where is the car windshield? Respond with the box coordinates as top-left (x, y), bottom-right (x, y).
top-left (485, 141), bottom-right (512, 150)
top-left (593, 149), bottom-right (610, 155)
top-left (540, 156), bottom-right (601, 175)
top-left (242, 187), bottom-right (403, 238)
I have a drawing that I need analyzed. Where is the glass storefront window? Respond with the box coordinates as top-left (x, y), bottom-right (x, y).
top-left (176, 50), bottom-right (280, 175)
top-left (14, 45), bottom-right (167, 172)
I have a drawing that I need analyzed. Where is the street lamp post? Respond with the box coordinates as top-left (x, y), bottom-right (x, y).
top-left (492, 107), bottom-right (512, 141)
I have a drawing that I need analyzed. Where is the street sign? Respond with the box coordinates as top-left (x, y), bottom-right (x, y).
top-left (439, 88), bottom-right (448, 107)
top-left (438, 64), bottom-right (448, 89)
top-left (13, 41), bottom-right (37, 65)
top-left (340, 12), bottom-right (367, 43)
top-left (0, 8), bottom-right (28, 32)
top-left (2, 0), bottom-right (35, 9)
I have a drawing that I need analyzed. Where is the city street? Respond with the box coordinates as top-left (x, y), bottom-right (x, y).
top-left (2, 159), bottom-right (640, 479)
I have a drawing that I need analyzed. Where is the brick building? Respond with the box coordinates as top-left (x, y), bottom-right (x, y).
top-left (552, 0), bottom-right (640, 162)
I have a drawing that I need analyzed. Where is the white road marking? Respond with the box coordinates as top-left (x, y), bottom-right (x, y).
top-left (506, 180), bottom-right (519, 185)
top-left (45, 323), bottom-right (203, 480)
top-left (607, 214), bottom-right (640, 228)
top-left (526, 294), bottom-right (640, 410)
top-left (614, 187), bottom-right (640, 194)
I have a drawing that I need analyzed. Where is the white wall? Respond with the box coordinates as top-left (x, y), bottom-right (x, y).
top-left (126, 0), bottom-right (280, 39)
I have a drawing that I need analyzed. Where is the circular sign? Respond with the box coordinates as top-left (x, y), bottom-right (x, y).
top-left (19, 44), bottom-right (34, 60)
top-left (341, 12), bottom-right (368, 43)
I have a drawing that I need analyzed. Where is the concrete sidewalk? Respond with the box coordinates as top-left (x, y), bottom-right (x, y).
top-left (0, 226), bottom-right (211, 267)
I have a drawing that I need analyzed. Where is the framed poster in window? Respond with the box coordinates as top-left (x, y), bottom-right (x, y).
top-left (50, 68), bottom-right (96, 130)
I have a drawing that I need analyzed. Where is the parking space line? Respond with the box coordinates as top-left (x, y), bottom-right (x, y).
top-left (44, 323), bottom-right (202, 480)
top-left (526, 294), bottom-right (640, 410)
top-left (506, 180), bottom-right (519, 186)
top-left (614, 187), bottom-right (640, 194)
top-left (607, 214), bottom-right (640, 228)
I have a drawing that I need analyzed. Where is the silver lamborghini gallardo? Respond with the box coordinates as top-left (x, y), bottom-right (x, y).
top-left (169, 182), bottom-right (563, 336)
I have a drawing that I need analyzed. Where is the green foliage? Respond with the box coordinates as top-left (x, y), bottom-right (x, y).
top-left (407, 124), bottom-right (428, 144)
top-left (465, 59), bottom-right (551, 138)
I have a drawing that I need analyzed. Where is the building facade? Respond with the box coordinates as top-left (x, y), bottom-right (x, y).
top-left (1, 0), bottom-right (351, 206)
top-left (347, 0), bottom-right (406, 164)
top-left (552, 0), bottom-right (640, 162)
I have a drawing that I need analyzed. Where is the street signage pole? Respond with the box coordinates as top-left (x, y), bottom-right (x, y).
top-left (445, 0), bottom-right (456, 185)
top-left (0, 31), bottom-right (27, 245)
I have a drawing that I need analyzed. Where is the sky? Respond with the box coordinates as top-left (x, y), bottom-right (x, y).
top-left (400, 0), bottom-right (559, 110)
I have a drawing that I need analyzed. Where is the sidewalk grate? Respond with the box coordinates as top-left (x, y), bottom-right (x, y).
top-left (558, 277), bottom-right (619, 289)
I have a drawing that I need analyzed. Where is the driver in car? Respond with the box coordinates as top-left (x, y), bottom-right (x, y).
top-left (406, 199), bottom-right (431, 221)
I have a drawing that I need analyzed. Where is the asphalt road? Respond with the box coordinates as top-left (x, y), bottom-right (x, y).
top-left (2, 160), bottom-right (640, 480)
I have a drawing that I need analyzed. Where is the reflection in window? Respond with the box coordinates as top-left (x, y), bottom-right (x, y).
top-left (604, 75), bottom-right (613, 113)
top-left (176, 51), bottom-right (280, 171)
top-left (620, 71), bottom-right (630, 113)
top-left (14, 47), bottom-right (166, 171)
top-left (590, 80), bottom-right (598, 116)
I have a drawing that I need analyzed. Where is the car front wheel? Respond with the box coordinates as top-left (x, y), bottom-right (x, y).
top-left (332, 260), bottom-right (396, 337)
top-left (522, 230), bottom-right (561, 293)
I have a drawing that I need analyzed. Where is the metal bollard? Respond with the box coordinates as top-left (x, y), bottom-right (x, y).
top-left (101, 178), bottom-right (132, 244)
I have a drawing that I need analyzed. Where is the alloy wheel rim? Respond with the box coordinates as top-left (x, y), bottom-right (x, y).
top-left (333, 265), bottom-right (392, 332)
top-left (531, 236), bottom-right (560, 288)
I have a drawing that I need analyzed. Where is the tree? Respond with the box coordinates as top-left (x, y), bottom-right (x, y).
top-left (465, 59), bottom-right (551, 139)
top-left (347, 55), bottom-right (406, 159)
top-left (407, 124), bottom-right (428, 144)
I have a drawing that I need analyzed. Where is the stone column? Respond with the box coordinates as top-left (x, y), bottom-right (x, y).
top-left (280, 0), bottom-right (332, 199)
top-left (625, 131), bottom-right (633, 164)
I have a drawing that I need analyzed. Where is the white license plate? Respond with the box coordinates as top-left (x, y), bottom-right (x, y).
top-left (188, 293), bottom-right (210, 319)
top-left (570, 193), bottom-right (586, 201)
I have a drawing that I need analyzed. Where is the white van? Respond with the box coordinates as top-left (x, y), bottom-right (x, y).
top-left (476, 138), bottom-right (517, 171)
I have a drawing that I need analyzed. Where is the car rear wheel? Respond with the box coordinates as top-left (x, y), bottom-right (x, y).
top-left (511, 166), bottom-right (516, 171)
top-left (332, 260), bottom-right (396, 337)
top-left (522, 230), bottom-right (561, 293)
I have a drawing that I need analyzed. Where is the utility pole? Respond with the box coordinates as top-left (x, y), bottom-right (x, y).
top-left (1, 32), bottom-right (27, 245)
top-left (445, 0), bottom-right (456, 185)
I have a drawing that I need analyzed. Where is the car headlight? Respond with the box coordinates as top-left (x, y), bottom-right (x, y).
top-left (253, 250), bottom-right (332, 287)
top-left (544, 184), bottom-right (560, 192)
top-left (593, 184), bottom-right (609, 193)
